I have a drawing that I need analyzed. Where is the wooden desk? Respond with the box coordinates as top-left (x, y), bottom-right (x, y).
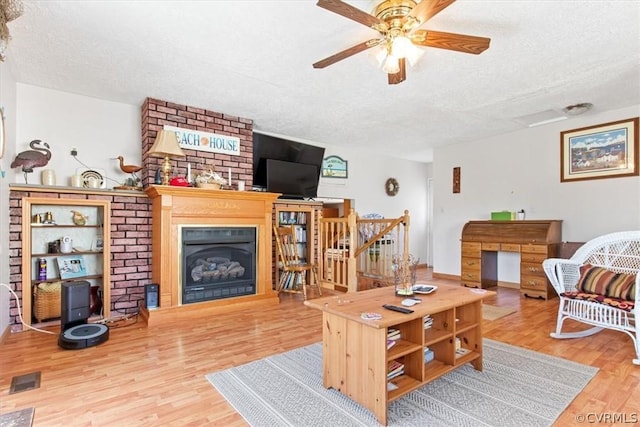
top-left (304, 284), bottom-right (494, 425)
top-left (460, 220), bottom-right (562, 299)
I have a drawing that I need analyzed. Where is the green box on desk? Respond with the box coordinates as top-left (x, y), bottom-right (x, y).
top-left (491, 211), bottom-right (514, 221)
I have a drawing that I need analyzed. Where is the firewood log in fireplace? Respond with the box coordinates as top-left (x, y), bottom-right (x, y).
top-left (191, 257), bottom-right (245, 282)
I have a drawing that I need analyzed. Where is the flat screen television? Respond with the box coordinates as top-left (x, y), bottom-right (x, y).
top-left (252, 132), bottom-right (325, 199)
top-left (266, 159), bottom-right (319, 199)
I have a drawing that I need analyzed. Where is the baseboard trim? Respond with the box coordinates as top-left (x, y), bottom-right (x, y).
top-left (0, 324), bottom-right (12, 344)
top-left (432, 272), bottom-right (460, 281)
top-left (497, 281), bottom-right (520, 289)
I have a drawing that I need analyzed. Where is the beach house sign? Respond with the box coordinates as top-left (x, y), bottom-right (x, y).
top-left (163, 125), bottom-right (240, 156)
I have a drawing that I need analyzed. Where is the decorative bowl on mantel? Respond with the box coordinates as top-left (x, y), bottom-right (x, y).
top-left (194, 169), bottom-right (226, 189)
top-left (196, 182), bottom-right (221, 190)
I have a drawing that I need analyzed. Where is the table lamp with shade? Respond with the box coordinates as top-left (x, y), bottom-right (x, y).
top-left (148, 130), bottom-right (185, 185)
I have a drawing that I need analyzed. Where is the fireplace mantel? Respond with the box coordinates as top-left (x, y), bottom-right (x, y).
top-left (142, 185), bottom-right (280, 325)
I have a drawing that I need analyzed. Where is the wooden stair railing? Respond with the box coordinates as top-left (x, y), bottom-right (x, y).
top-left (318, 209), bottom-right (410, 292)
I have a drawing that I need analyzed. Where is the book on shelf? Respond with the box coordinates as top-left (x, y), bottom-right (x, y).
top-left (279, 211), bottom-right (308, 225)
top-left (387, 360), bottom-right (404, 380)
top-left (387, 328), bottom-right (401, 340)
top-left (279, 270), bottom-right (304, 290)
top-left (424, 348), bottom-right (435, 363)
top-left (424, 315), bottom-right (433, 329)
top-left (386, 339), bottom-right (397, 350)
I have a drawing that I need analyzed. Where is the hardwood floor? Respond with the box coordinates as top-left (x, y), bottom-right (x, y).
top-left (2, 271), bottom-right (639, 426)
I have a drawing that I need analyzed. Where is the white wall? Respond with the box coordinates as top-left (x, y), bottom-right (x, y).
top-left (317, 147), bottom-right (430, 263)
top-left (0, 61), bottom-right (18, 336)
top-left (432, 104), bottom-right (640, 279)
top-left (14, 84), bottom-right (140, 187)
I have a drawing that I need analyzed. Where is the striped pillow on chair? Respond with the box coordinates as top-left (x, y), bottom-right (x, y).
top-left (576, 264), bottom-right (636, 301)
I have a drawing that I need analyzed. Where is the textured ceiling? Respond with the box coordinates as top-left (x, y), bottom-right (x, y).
top-left (4, 0), bottom-right (640, 162)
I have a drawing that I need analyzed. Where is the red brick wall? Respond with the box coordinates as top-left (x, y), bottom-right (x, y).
top-left (141, 98), bottom-right (253, 187)
top-left (7, 98), bottom-right (255, 327)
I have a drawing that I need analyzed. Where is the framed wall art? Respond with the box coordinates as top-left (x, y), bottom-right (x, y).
top-left (321, 155), bottom-right (348, 178)
top-left (560, 117), bottom-right (639, 182)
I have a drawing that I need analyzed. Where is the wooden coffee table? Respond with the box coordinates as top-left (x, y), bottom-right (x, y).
top-left (304, 284), bottom-right (494, 425)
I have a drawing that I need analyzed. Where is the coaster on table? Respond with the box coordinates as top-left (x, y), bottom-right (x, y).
top-left (361, 312), bottom-right (382, 320)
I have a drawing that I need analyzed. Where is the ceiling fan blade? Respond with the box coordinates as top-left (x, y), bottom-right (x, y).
top-left (316, 0), bottom-right (385, 29)
top-left (407, 0), bottom-right (456, 28)
top-left (313, 39), bottom-right (382, 69)
top-left (410, 30), bottom-right (490, 54)
top-left (388, 58), bottom-right (407, 85)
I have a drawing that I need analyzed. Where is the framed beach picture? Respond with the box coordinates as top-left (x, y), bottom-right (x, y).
top-left (56, 255), bottom-right (87, 280)
top-left (321, 155), bottom-right (348, 178)
top-left (560, 117), bottom-right (639, 182)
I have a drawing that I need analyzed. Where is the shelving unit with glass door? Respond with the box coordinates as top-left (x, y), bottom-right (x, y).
top-left (21, 197), bottom-right (111, 326)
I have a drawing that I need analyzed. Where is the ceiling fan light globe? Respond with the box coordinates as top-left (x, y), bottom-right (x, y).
top-left (391, 35), bottom-right (412, 57)
top-left (391, 35), bottom-right (423, 66)
top-left (382, 54), bottom-right (400, 74)
top-left (404, 46), bottom-right (424, 67)
top-left (372, 45), bottom-right (388, 67)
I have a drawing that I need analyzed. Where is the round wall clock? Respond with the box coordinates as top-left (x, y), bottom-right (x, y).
top-left (385, 177), bottom-right (399, 196)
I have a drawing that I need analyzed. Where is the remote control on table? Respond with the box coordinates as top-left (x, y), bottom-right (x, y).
top-left (382, 304), bottom-right (414, 314)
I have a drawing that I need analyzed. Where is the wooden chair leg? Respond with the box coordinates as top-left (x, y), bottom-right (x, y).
top-left (312, 266), bottom-right (322, 296)
top-left (301, 271), bottom-right (308, 300)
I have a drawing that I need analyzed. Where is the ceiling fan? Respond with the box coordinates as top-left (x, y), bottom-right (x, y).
top-left (312, 0), bottom-right (491, 84)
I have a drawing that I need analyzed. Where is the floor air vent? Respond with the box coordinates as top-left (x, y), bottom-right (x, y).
top-left (9, 371), bottom-right (41, 394)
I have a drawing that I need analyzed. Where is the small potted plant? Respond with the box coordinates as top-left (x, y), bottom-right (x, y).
top-left (194, 169), bottom-right (226, 189)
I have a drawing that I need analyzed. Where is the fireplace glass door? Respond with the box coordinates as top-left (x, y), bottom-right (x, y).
top-left (181, 227), bottom-right (257, 304)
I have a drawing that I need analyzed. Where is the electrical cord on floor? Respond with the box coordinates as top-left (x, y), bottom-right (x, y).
top-left (94, 312), bottom-right (139, 328)
top-left (0, 283), bottom-right (57, 335)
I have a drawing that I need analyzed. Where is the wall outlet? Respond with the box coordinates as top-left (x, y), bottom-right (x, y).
top-left (70, 148), bottom-right (78, 156)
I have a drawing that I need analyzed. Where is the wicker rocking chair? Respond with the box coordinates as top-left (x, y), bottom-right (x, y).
top-left (543, 231), bottom-right (640, 365)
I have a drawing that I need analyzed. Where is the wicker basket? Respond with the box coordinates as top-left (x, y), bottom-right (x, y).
top-left (33, 281), bottom-right (62, 322)
top-left (196, 182), bottom-right (222, 190)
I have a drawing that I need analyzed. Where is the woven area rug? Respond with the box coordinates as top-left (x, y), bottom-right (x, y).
top-left (0, 408), bottom-right (34, 427)
top-left (482, 304), bottom-right (516, 321)
top-left (206, 339), bottom-right (598, 427)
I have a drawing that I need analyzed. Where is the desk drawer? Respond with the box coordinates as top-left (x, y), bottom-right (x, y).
top-left (520, 276), bottom-right (548, 290)
top-left (461, 269), bottom-right (481, 283)
top-left (500, 243), bottom-right (521, 252)
top-left (521, 244), bottom-right (548, 254)
top-left (521, 252), bottom-right (547, 263)
top-left (461, 242), bottom-right (481, 257)
top-left (482, 242), bottom-right (500, 251)
top-left (520, 262), bottom-right (545, 277)
top-left (461, 257), bottom-right (480, 271)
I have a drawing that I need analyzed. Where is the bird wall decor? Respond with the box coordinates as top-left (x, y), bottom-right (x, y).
top-left (11, 139), bottom-right (52, 183)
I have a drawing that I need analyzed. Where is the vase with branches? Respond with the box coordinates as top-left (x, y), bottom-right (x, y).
top-left (392, 253), bottom-right (419, 296)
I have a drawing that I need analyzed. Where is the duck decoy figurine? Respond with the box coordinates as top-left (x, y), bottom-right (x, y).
top-left (115, 156), bottom-right (142, 175)
top-left (11, 139), bottom-right (52, 183)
